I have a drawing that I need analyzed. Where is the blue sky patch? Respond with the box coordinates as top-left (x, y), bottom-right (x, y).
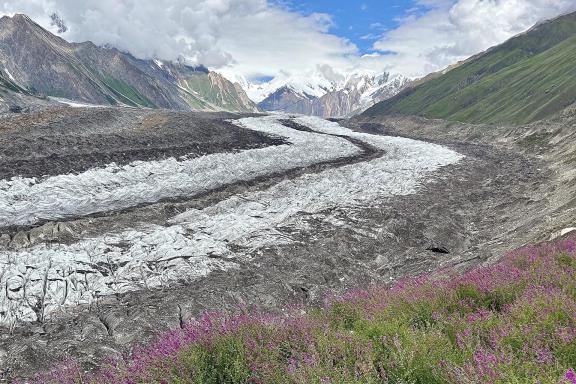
top-left (273, 0), bottom-right (428, 54)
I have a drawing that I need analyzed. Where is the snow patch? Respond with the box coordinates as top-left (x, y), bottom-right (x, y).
top-left (549, 227), bottom-right (576, 240)
top-left (153, 58), bottom-right (164, 69)
top-left (49, 97), bottom-right (106, 108)
top-left (3, 67), bottom-right (15, 82)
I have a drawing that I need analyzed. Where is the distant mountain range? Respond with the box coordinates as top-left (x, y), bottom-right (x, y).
top-left (0, 13), bottom-right (413, 117)
top-left (5, 11), bottom-right (574, 123)
top-left (362, 11), bottom-right (576, 125)
top-left (232, 71), bottom-right (411, 118)
top-left (0, 14), bottom-right (258, 113)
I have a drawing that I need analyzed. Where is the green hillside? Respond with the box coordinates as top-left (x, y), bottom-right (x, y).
top-left (182, 73), bottom-right (254, 112)
top-left (100, 74), bottom-right (157, 108)
top-left (363, 11), bottom-right (576, 125)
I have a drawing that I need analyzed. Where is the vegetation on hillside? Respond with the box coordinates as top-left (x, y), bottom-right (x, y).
top-left (100, 74), bottom-right (157, 108)
top-left (182, 74), bottom-right (251, 112)
top-left (23, 234), bottom-right (576, 383)
top-left (363, 12), bottom-right (576, 125)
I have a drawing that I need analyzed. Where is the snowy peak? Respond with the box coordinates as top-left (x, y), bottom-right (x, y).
top-left (232, 73), bottom-right (336, 103)
top-left (249, 70), bottom-right (411, 118)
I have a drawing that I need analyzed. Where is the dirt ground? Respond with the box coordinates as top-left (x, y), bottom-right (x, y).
top-left (0, 107), bottom-right (280, 181)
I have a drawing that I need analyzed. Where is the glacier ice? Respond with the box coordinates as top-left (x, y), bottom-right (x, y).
top-left (0, 115), bottom-right (360, 228)
top-left (0, 115), bottom-right (463, 325)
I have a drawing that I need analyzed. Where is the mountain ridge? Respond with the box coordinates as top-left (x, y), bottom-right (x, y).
top-left (255, 72), bottom-right (411, 118)
top-left (0, 14), bottom-right (259, 113)
top-left (361, 11), bottom-right (576, 125)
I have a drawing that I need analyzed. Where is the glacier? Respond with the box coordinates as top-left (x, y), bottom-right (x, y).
top-left (0, 115), bottom-right (360, 228)
top-left (0, 115), bottom-right (463, 326)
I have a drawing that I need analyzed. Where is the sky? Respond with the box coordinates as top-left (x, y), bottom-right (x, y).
top-left (1, 0), bottom-right (575, 82)
top-left (272, 0), bottom-right (419, 53)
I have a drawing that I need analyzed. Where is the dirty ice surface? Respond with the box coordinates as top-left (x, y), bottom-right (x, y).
top-left (0, 115), bottom-right (463, 325)
top-left (0, 115), bottom-right (359, 228)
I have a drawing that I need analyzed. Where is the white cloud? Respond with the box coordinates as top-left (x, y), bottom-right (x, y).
top-left (215, 7), bottom-right (358, 79)
top-left (0, 0), bottom-right (358, 80)
top-left (374, 0), bottom-right (576, 76)
top-left (0, 0), bottom-right (574, 83)
top-left (2, 0), bottom-right (264, 68)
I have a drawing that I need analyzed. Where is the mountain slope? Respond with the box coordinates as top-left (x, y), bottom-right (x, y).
top-left (0, 14), bottom-right (258, 112)
top-left (363, 11), bottom-right (576, 125)
top-left (258, 85), bottom-right (318, 115)
top-left (257, 73), bottom-right (410, 118)
top-left (0, 66), bottom-right (53, 112)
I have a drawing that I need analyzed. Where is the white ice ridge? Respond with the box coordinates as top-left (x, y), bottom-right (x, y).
top-left (0, 115), bottom-right (360, 228)
top-left (0, 116), bottom-right (463, 325)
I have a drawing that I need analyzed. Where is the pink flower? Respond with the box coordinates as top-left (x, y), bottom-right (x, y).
top-left (565, 368), bottom-right (576, 384)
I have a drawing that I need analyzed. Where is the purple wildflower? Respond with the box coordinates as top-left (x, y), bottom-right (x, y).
top-left (565, 368), bottom-right (576, 384)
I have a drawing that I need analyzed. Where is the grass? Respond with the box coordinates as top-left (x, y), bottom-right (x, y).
top-left (22, 235), bottom-right (576, 383)
top-left (181, 73), bottom-right (250, 112)
top-left (100, 74), bottom-right (156, 108)
top-left (363, 11), bottom-right (576, 125)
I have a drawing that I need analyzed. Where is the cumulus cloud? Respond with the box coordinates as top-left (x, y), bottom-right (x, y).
top-left (374, 0), bottom-right (576, 76)
top-left (0, 0), bottom-right (575, 82)
top-left (0, 0), bottom-right (357, 79)
top-left (1, 0), bottom-right (263, 68)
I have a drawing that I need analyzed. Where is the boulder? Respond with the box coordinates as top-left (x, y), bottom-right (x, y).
top-left (9, 105), bottom-right (22, 113)
top-left (426, 246), bottom-right (450, 254)
top-left (0, 234), bottom-right (10, 247)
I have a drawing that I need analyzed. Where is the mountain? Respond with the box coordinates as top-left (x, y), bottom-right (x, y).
top-left (317, 73), bottom-right (411, 117)
top-left (235, 71), bottom-right (410, 118)
top-left (0, 14), bottom-right (258, 112)
top-left (362, 11), bottom-right (576, 125)
top-left (0, 66), bottom-right (54, 112)
top-left (258, 85), bottom-right (319, 115)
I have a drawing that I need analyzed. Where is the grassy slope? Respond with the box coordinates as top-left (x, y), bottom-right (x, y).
top-left (29, 236), bottom-right (576, 384)
top-left (182, 73), bottom-right (247, 112)
top-left (0, 72), bottom-right (46, 105)
top-left (100, 74), bottom-right (156, 108)
top-left (363, 12), bottom-right (576, 125)
top-left (175, 74), bottom-right (214, 110)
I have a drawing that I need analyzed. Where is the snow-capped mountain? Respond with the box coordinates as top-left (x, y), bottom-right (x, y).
top-left (224, 70), bottom-right (412, 118)
top-left (224, 71), bottom-right (339, 104)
